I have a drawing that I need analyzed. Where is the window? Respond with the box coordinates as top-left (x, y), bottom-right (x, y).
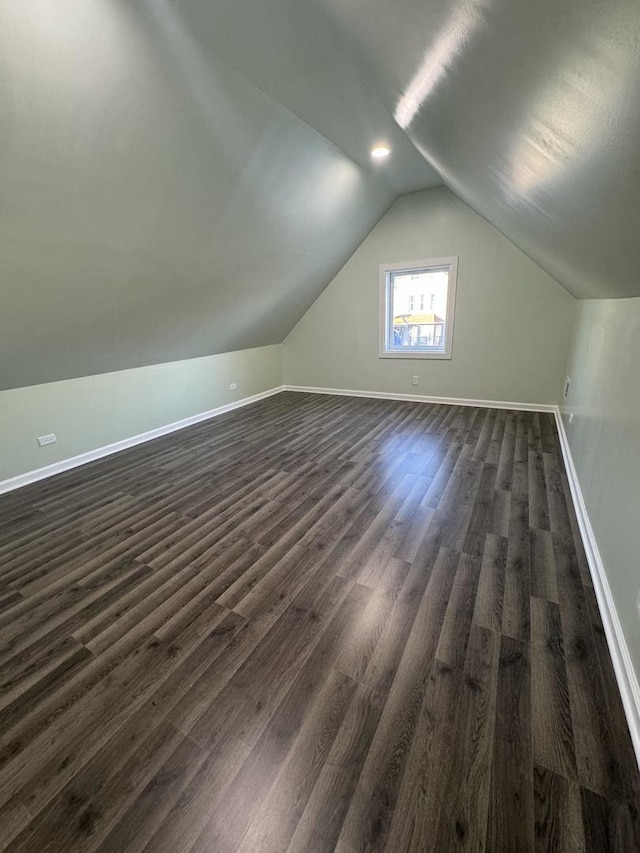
top-left (379, 257), bottom-right (458, 359)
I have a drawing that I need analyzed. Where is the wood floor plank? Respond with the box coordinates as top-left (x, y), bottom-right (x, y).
top-left (187, 584), bottom-right (372, 853)
top-left (286, 682), bottom-right (384, 853)
top-left (472, 532), bottom-right (507, 632)
top-left (431, 624), bottom-right (500, 851)
top-left (359, 558), bottom-right (433, 698)
top-left (534, 765), bottom-right (585, 852)
top-left (486, 633), bottom-right (535, 852)
top-left (530, 596), bottom-right (577, 780)
top-left (0, 394), bottom-right (637, 853)
top-left (463, 462), bottom-right (498, 558)
top-left (0, 597), bottom-right (236, 822)
top-left (378, 655), bottom-right (463, 853)
top-left (529, 450), bottom-right (551, 531)
top-left (235, 669), bottom-right (359, 853)
top-left (92, 735), bottom-right (212, 853)
top-left (334, 559), bottom-right (411, 683)
top-left (5, 715), bottom-right (185, 853)
top-left (183, 575), bottom-right (357, 751)
top-left (331, 547), bottom-right (459, 853)
top-left (487, 735), bottom-right (535, 853)
top-left (138, 738), bottom-right (249, 853)
top-left (580, 787), bottom-right (640, 853)
top-left (530, 526), bottom-right (559, 603)
top-left (496, 411), bottom-right (518, 491)
top-left (502, 493), bottom-right (531, 642)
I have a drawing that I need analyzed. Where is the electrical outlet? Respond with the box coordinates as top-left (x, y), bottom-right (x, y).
top-left (568, 413), bottom-right (574, 427)
top-left (37, 433), bottom-right (57, 447)
top-left (411, 375), bottom-right (420, 386)
top-left (229, 382), bottom-right (238, 391)
top-left (564, 376), bottom-right (571, 399)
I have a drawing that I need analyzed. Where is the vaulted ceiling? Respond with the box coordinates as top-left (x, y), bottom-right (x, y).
top-left (2, 0), bottom-right (639, 389)
top-left (317, 0), bottom-right (640, 300)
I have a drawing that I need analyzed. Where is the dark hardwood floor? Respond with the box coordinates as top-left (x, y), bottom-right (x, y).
top-left (0, 391), bottom-right (638, 852)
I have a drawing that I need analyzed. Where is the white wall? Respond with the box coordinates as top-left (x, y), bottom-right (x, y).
top-left (562, 298), bottom-right (640, 678)
top-left (0, 344), bottom-right (282, 483)
top-left (283, 186), bottom-right (576, 405)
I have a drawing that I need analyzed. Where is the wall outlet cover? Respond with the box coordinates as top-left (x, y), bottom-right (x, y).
top-left (37, 433), bottom-right (57, 447)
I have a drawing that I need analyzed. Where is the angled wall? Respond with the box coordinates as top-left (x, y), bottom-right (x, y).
top-left (283, 187), bottom-right (576, 405)
top-left (318, 0), bottom-right (640, 299)
top-left (0, 1), bottom-right (395, 391)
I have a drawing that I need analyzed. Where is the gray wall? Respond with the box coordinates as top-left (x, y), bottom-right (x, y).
top-left (0, 345), bottom-right (281, 482)
top-left (318, 0), bottom-right (640, 300)
top-left (562, 299), bottom-right (640, 676)
top-left (283, 187), bottom-right (576, 405)
top-left (0, 1), bottom-right (397, 390)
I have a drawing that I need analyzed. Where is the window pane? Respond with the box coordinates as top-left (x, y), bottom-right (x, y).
top-left (390, 268), bottom-right (449, 351)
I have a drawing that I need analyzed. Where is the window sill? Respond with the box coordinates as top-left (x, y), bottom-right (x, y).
top-left (379, 350), bottom-right (452, 360)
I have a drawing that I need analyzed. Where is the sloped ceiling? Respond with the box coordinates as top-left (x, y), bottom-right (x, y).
top-left (0, 0), bottom-right (439, 390)
top-left (5, 0), bottom-right (638, 391)
top-left (317, 0), bottom-right (640, 299)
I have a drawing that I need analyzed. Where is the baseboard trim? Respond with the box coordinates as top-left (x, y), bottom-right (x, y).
top-left (0, 384), bottom-right (555, 496)
top-left (554, 408), bottom-right (640, 769)
top-left (282, 384), bottom-right (556, 413)
top-left (0, 385), bottom-right (285, 496)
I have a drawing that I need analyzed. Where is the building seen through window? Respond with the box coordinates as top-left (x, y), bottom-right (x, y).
top-left (391, 270), bottom-right (447, 347)
top-left (380, 258), bottom-right (458, 359)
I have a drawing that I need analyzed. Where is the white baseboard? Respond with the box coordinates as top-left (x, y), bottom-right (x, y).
top-left (0, 385), bottom-right (285, 496)
top-left (0, 384), bottom-right (553, 496)
top-left (554, 409), bottom-right (640, 769)
top-left (283, 384), bottom-right (556, 413)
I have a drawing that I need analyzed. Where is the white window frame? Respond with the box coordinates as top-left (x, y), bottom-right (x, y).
top-left (379, 256), bottom-right (458, 360)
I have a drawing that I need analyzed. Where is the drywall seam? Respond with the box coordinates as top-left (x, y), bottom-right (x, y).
top-left (282, 384), bottom-right (556, 412)
top-left (0, 386), bottom-right (285, 496)
top-left (554, 409), bottom-right (640, 769)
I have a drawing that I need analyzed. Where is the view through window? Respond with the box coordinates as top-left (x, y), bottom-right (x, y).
top-left (380, 257), bottom-right (458, 359)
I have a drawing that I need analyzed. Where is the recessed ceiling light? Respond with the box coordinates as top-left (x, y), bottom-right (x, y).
top-left (371, 145), bottom-right (391, 160)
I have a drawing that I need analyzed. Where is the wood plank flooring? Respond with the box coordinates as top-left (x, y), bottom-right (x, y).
top-left (0, 391), bottom-right (638, 852)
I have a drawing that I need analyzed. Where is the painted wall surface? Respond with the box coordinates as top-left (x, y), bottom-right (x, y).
top-left (283, 187), bottom-right (576, 405)
top-left (0, 345), bottom-right (281, 481)
top-left (562, 299), bottom-right (640, 676)
top-left (0, 1), bottom-right (396, 390)
top-left (318, 0), bottom-right (640, 299)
